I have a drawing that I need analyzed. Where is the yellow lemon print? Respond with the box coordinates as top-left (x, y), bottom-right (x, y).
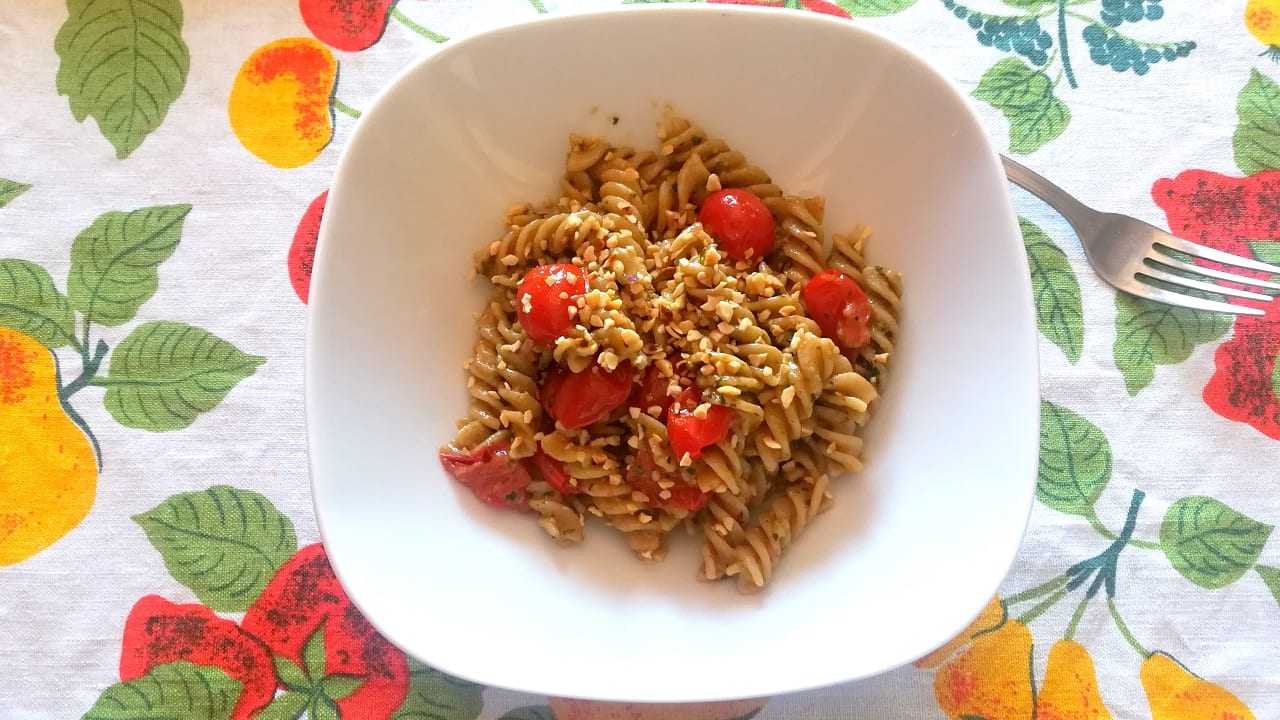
top-left (1246, 0), bottom-right (1280, 52)
top-left (1141, 652), bottom-right (1255, 720)
top-left (0, 328), bottom-right (96, 565)
top-left (228, 38), bottom-right (337, 169)
top-left (1037, 640), bottom-right (1112, 720)
top-left (934, 619), bottom-right (1034, 720)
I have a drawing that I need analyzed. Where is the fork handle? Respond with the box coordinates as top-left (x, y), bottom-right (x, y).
top-left (1000, 155), bottom-right (1095, 230)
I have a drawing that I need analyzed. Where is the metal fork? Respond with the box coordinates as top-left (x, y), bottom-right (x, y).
top-left (1001, 155), bottom-right (1280, 316)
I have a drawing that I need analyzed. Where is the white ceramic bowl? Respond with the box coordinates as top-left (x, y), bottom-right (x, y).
top-left (307, 4), bottom-right (1038, 703)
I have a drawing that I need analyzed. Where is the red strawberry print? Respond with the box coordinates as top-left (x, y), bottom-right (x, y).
top-left (708, 0), bottom-right (852, 18)
top-left (242, 543), bottom-right (410, 719)
top-left (119, 595), bottom-right (275, 720)
top-left (300, 0), bottom-right (396, 52)
top-left (290, 190), bottom-right (326, 304)
top-left (1152, 169), bottom-right (1280, 439)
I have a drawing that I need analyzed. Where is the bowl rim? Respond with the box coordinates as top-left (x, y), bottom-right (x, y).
top-left (305, 2), bottom-right (1039, 702)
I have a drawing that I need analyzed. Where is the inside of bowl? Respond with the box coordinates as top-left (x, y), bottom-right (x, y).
top-left (308, 5), bottom-right (1037, 702)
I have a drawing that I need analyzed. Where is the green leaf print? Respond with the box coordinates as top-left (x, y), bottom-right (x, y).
top-left (67, 204), bottom-right (190, 327)
top-left (1161, 497), bottom-right (1273, 589)
top-left (1021, 217), bottom-right (1082, 363)
top-left (1249, 241), bottom-right (1280, 265)
top-left (1257, 565), bottom-right (1280, 607)
top-left (320, 675), bottom-right (364, 701)
top-left (303, 627), bottom-right (327, 680)
top-left (393, 660), bottom-right (484, 720)
top-left (972, 58), bottom-right (1070, 155)
top-left (81, 662), bottom-right (241, 720)
top-left (0, 179), bottom-right (31, 208)
top-left (132, 485), bottom-right (296, 611)
top-left (255, 692), bottom-right (309, 720)
top-left (1113, 293), bottom-right (1232, 395)
top-left (1234, 69), bottom-right (1280, 176)
top-left (1002, 0), bottom-right (1052, 8)
top-left (272, 655), bottom-right (311, 692)
top-left (99, 320), bottom-right (265, 431)
top-left (1038, 401), bottom-right (1110, 516)
top-left (499, 708), bottom-right (556, 720)
top-left (1273, 354), bottom-right (1280, 402)
top-left (0, 259), bottom-right (78, 350)
top-left (311, 697), bottom-right (340, 720)
top-left (55, 0), bottom-right (190, 159)
top-left (834, 0), bottom-right (918, 16)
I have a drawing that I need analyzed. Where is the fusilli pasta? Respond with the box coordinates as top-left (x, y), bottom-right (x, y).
top-left (438, 112), bottom-right (902, 593)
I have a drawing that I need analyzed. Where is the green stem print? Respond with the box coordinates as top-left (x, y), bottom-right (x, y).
top-left (332, 98), bottom-right (363, 120)
top-left (1063, 595), bottom-right (1090, 640)
top-left (528, 0), bottom-right (549, 12)
top-left (1057, 0), bottom-right (1077, 88)
top-left (1084, 506), bottom-right (1161, 549)
top-left (1108, 597), bottom-right (1149, 657)
top-left (1065, 488), bottom-right (1146, 599)
top-left (0, 205), bottom-right (263, 567)
top-left (950, 0), bottom-right (1194, 153)
top-left (390, 7), bottom-right (449, 43)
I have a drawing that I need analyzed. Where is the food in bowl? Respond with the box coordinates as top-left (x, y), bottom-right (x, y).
top-left (438, 113), bottom-right (903, 593)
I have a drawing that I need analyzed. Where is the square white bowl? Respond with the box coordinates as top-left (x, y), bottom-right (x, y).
top-left (307, 4), bottom-right (1038, 703)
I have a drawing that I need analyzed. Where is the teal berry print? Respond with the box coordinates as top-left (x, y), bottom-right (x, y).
top-left (948, 0), bottom-right (1196, 153)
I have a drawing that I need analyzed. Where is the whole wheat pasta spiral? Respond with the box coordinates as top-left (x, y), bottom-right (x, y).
top-left (438, 111), bottom-right (902, 593)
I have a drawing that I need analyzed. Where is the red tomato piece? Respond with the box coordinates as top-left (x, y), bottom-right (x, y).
top-left (666, 387), bottom-right (734, 462)
top-left (542, 362), bottom-right (633, 429)
top-left (628, 446), bottom-right (710, 512)
top-left (628, 365), bottom-right (677, 420)
top-left (802, 268), bottom-right (872, 349)
top-left (516, 263), bottom-right (586, 346)
top-left (539, 365), bottom-right (570, 417)
top-left (533, 449), bottom-right (579, 495)
top-left (439, 442), bottom-right (532, 510)
top-left (698, 188), bottom-right (776, 263)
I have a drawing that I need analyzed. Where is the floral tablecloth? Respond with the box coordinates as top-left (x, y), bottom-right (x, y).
top-left (4, 1), bottom-right (1280, 718)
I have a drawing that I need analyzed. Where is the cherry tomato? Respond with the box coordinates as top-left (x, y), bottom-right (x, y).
top-left (698, 188), bottom-right (775, 263)
top-left (628, 365), bottom-right (677, 420)
top-left (541, 362), bottom-right (633, 429)
top-left (532, 449), bottom-right (579, 495)
top-left (666, 387), bottom-right (734, 462)
top-left (516, 263), bottom-right (585, 346)
top-left (802, 268), bottom-right (872, 349)
top-left (539, 366), bottom-right (569, 417)
top-left (439, 442), bottom-right (532, 510)
top-left (628, 446), bottom-right (710, 512)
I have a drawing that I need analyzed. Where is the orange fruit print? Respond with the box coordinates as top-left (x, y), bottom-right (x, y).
top-left (228, 38), bottom-right (337, 169)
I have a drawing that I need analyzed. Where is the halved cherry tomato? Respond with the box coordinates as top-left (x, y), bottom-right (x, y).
top-left (516, 263), bottom-right (585, 346)
top-left (532, 449), bottom-right (579, 495)
top-left (439, 442), bottom-right (532, 510)
top-left (802, 268), bottom-right (872, 349)
top-left (698, 188), bottom-right (775, 263)
top-left (628, 446), bottom-right (710, 511)
top-left (541, 362), bottom-right (633, 429)
top-left (666, 387), bottom-right (733, 462)
top-left (628, 365), bottom-right (677, 420)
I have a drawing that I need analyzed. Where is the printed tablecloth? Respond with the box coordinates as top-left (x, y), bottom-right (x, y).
top-left (3, 1), bottom-right (1280, 718)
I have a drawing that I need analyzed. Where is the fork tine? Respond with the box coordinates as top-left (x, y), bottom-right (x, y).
top-left (1127, 282), bottom-right (1266, 316)
top-left (1138, 266), bottom-right (1275, 302)
top-left (1147, 250), bottom-right (1280, 291)
top-left (1154, 235), bottom-right (1280, 275)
